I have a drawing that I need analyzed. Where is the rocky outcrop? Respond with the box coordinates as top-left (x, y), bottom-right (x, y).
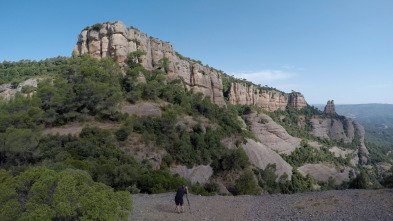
top-left (310, 116), bottom-right (369, 164)
top-left (288, 92), bottom-right (308, 110)
top-left (170, 165), bottom-right (213, 185)
top-left (311, 118), bottom-right (355, 143)
top-left (0, 78), bottom-right (40, 100)
top-left (244, 111), bottom-right (301, 154)
top-left (227, 83), bottom-right (307, 111)
top-left (324, 100), bottom-right (336, 114)
top-left (298, 163), bottom-right (354, 185)
top-left (73, 21), bottom-right (225, 107)
top-left (241, 139), bottom-right (292, 179)
top-left (227, 83), bottom-right (288, 111)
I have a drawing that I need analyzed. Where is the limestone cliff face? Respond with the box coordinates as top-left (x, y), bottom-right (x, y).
top-left (227, 82), bottom-right (307, 111)
top-left (73, 21), bottom-right (225, 107)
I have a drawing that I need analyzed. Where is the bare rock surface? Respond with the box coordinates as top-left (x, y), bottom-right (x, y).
top-left (228, 83), bottom-right (307, 112)
top-left (298, 163), bottom-right (353, 185)
top-left (310, 117), bottom-right (369, 164)
top-left (0, 78), bottom-right (40, 100)
top-left (329, 146), bottom-right (355, 158)
top-left (170, 165), bottom-right (213, 185)
top-left (307, 141), bottom-right (321, 150)
top-left (42, 121), bottom-right (120, 135)
top-left (241, 139), bottom-right (292, 179)
top-left (129, 189), bottom-right (393, 221)
top-left (245, 112), bottom-right (300, 154)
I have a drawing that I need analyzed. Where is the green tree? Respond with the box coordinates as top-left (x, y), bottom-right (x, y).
top-left (158, 57), bottom-right (170, 72)
top-left (0, 167), bottom-right (132, 220)
top-left (350, 171), bottom-right (368, 189)
top-left (235, 168), bottom-right (260, 195)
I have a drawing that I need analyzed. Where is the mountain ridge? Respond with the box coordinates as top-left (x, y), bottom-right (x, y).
top-left (73, 21), bottom-right (307, 111)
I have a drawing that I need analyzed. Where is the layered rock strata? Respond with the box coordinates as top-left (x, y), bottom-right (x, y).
top-left (73, 21), bottom-right (311, 111)
top-left (73, 21), bottom-right (225, 107)
top-left (227, 83), bottom-right (307, 111)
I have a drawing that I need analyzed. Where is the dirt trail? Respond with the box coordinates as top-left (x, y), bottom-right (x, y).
top-left (129, 189), bottom-right (393, 221)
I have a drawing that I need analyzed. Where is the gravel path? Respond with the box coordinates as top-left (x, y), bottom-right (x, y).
top-left (129, 189), bottom-right (393, 221)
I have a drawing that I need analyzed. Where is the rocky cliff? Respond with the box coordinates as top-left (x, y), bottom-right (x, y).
top-left (227, 82), bottom-right (307, 111)
top-left (73, 21), bottom-right (310, 111)
top-left (73, 21), bottom-right (226, 107)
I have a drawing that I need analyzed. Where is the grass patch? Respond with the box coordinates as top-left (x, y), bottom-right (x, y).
top-left (293, 205), bottom-right (305, 209)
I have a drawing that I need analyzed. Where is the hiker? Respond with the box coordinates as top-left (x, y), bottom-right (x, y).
top-left (175, 185), bottom-right (188, 213)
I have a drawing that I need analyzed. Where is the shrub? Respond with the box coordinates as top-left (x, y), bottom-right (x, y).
top-left (235, 168), bottom-right (260, 195)
top-left (219, 147), bottom-right (250, 171)
top-left (21, 85), bottom-right (36, 94)
top-left (0, 167), bottom-right (132, 221)
top-left (350, 171), bottom-right (368, 189)
top-left (382, 174), bottom-right (393, 188)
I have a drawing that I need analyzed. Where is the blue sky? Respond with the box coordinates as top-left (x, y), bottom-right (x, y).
top-left (1, 0), bottom-right (392, 104)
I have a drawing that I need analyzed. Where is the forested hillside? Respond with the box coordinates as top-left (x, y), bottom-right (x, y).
top-left (1, 22), bottom-right (392, 220)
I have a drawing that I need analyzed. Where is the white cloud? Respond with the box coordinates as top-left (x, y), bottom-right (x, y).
top-left (231, 70), bottom-right (295, 83)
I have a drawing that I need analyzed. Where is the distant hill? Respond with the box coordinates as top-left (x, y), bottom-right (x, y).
top-left (314, 103), bottom-right (393, 145)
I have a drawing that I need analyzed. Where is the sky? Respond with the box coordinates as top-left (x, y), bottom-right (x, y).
top-left (1, 0), bottom-right (392, 104)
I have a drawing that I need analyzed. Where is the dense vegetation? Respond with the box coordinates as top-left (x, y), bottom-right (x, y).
top-left (0, 57), bottom-right (69, 85)
top-left (0, 55), bottom-right (261, 218)
top-left (1, 54), bottom-right (392, 218)
top-left (0, 167), bottom-right (131, 221)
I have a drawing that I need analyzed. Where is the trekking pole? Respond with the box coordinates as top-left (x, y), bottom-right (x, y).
top-left (186, 194), bottom-right (191, 213)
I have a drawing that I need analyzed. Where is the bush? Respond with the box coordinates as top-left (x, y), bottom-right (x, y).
top-left (219, 147), bottom-right (250, 171)
top-left (382, 174), bottom-right (393, 188)
top-left (0, 167), bottom-right (132, 221)
top-left (235, 168), bottom-right (260, 195)
top-left (205, 181), bottom-right (220, 194)
top-left (21, 85), bottom-right (36, 94)
top-left (350, 171), bottom-right (368, 189)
